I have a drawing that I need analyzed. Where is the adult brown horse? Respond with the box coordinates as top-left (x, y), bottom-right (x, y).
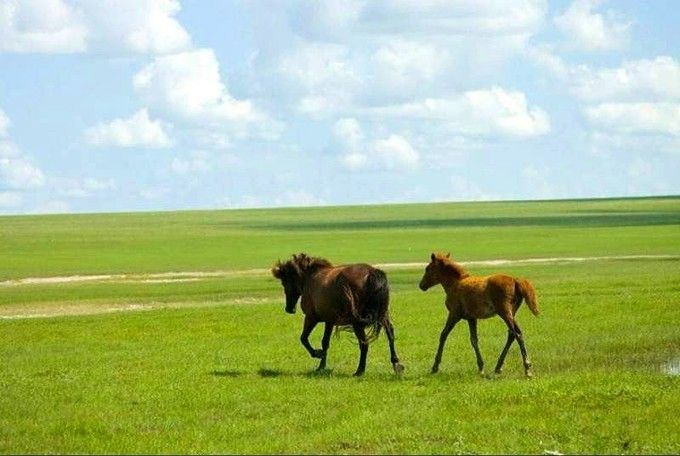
top-left (272, 253), bottom-right (404, 376)
top-left (419, 252), bottom-right (540, 377)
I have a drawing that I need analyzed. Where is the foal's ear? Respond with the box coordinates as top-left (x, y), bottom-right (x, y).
top-left (446, 252), bottom-right (451, 258)
top-left (431, 253), bottom-right (436, 262)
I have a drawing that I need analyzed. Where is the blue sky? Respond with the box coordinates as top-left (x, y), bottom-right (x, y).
top-left (0, 0), bottom-right (678, 214)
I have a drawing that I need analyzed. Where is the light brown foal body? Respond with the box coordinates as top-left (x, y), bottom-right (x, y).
top-left (419, 252), bottom-right (540, 377)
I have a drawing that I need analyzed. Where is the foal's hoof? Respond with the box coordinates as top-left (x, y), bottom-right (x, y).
top-left (393, 363), bottom-right (405, 376)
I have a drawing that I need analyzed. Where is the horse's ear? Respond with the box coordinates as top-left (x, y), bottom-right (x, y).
top-left (446, 252), bottom-right (451, 258)
top-left (431, 253), bottom-right (436, 262)
top-left (271, 266), bottom-right (281, 279)
top-left (272, 261), bottom-right (283, 279)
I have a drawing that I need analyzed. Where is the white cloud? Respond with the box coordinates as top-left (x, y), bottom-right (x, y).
top-left (371, 39), bottom-right (448, 91)
top-left (0, 0), bottom-right (87, 53)
top-left (278, 43), bottom-right (358, 117)
top-left (584, 103), bottom-right (680, 136)
top-left (333, 118), bottom-right (419, 170)
top-left (0, 156), bottom-right (45, 189)
top-left (55, 177), bottom-right (116, 198)
top-left (347, 0), bottom-right (545, 36)
top-left (364, 87), bottom-right (550, 138)
top-left (332, 117), bottom-right (363, 150)
top-left (0, 0), bottom-right (191, 55)
top-left (134, 49), bottom-right (268, 130)
top-left (85, 109), bottom-right (172, 148)
top-left (554, 0), bottom-right (630, 51)
top-left (170, 151), bottom-right (211, 175)
top-left (571, 57), bottom-right (680, 102)
top-left (0, 108), bottom-right (45, 190)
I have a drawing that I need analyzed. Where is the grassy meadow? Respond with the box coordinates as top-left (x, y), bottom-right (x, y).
top-left (1, 196), bottom-right (679, 454)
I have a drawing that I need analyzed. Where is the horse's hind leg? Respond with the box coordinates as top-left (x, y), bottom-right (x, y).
top-left (317, 322), bottom-right (334, 371)
top-left (467, 319), bottom-right (484, 375)
top-left (383, 317), bottom-right (404, 375)
top-left (494, 329), bottom-right (515, 374)
top-left (431, 314), bottom-right (459, 374)
top-left (352, 324), bottom-right (369, 377)
top-left (496, 315), bottom-right (532, 377)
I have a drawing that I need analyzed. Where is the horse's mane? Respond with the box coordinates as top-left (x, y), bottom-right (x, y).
top-left (436, 254), bottom-right (470, 280)
top-left (291, 253), bottom-right (333, 274)
top-left (273, 253), bottom-right (333, 279)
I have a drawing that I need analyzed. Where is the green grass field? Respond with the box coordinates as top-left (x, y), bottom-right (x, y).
top-left (1, 196), bottom-right (679, 454)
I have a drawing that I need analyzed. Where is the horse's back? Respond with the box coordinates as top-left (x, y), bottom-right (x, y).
top-left (305, 263), bottom-right (384, 323)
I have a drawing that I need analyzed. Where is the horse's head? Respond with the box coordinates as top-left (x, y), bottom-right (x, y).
top-left (419, 252), bottom-right (451, 291)
top-left (271, 254), bottom-right (307, 314)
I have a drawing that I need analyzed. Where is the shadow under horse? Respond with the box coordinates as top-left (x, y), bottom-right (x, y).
top-left (419, 252), bottom-right (540, 377)
top-left (272, 253), bottom-right (404, 376)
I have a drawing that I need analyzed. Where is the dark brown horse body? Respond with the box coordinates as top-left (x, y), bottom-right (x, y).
top-left (419, 252), bottom-right (539, 377)
top-left (272, 253), bottom-right (404, 376)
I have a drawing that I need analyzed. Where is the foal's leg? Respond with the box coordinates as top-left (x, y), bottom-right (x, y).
top-left (300, 314), bottom-right (322, 359)
top-left (431, 313), bottom-right (460, 374)
top-left (383, 316), bottom-right (405, 375)
top-left (494, 329), bottom-right (515, 374)
top-left (352, 324), bottom-right (369, 377)
top-left (496, 314), bottom-right (532, 377)
top-left (513, 321), bottom-right (533, 377)
top-left (317, 322), bottom-right (334, 371)
top-left (467, 319), bottom-right (485, 374)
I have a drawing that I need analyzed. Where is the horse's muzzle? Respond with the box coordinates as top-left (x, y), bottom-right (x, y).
top-left (285, 308), bottom-right (296, 314)
top-left (419, 281), bottom-right (429, 291)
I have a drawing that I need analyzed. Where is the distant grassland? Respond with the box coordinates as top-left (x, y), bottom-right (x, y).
top-left (1, 196), bottom-right (679, 454)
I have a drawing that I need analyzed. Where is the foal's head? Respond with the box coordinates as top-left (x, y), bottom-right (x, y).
top-left (419, 252), bottom-right (467, 290)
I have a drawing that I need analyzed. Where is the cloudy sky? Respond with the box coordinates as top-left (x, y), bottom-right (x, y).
top-left (0, 0), bottom-right (678, 214)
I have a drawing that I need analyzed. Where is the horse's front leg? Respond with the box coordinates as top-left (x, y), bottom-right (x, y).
top-left (299, 314), bottom-right (322, 359)
top-left (317, 322), bottom-right (334, 371)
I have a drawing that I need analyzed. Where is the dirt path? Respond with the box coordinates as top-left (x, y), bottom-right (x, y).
top-left (1, 254), bottom-right (676, 288)
top-left (1, 254), bottom-right (677, 320)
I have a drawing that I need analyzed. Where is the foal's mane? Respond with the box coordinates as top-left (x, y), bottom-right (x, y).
top-left (436, 254), bottom-right (470, 279)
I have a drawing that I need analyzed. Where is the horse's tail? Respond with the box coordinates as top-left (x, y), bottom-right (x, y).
top-left (348, 268), bottom-right (390, 343)
top-left (515, 278), bottom-right (540, 316)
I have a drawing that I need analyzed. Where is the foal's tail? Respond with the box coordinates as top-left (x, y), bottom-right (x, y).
top-left (515, 278), bottom-right (540, 316)
top-left (354, 268), bottom-right (390, 342)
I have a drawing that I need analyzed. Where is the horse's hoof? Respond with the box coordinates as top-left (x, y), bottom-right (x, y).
top-left (525, 371), bottom-right (533, 378)
top-left (311, 349), bottom-right (324, 359)
top-left (430, 367), bottom-right (439, 374)
top-left (393, 363), bottom-right (405, 375)
top-left (353, 370), bottom-right (365, 377)
top-left (478, 370), bottom-right (486, 377)
top-left (494, 368), bottom-right (503, 375)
